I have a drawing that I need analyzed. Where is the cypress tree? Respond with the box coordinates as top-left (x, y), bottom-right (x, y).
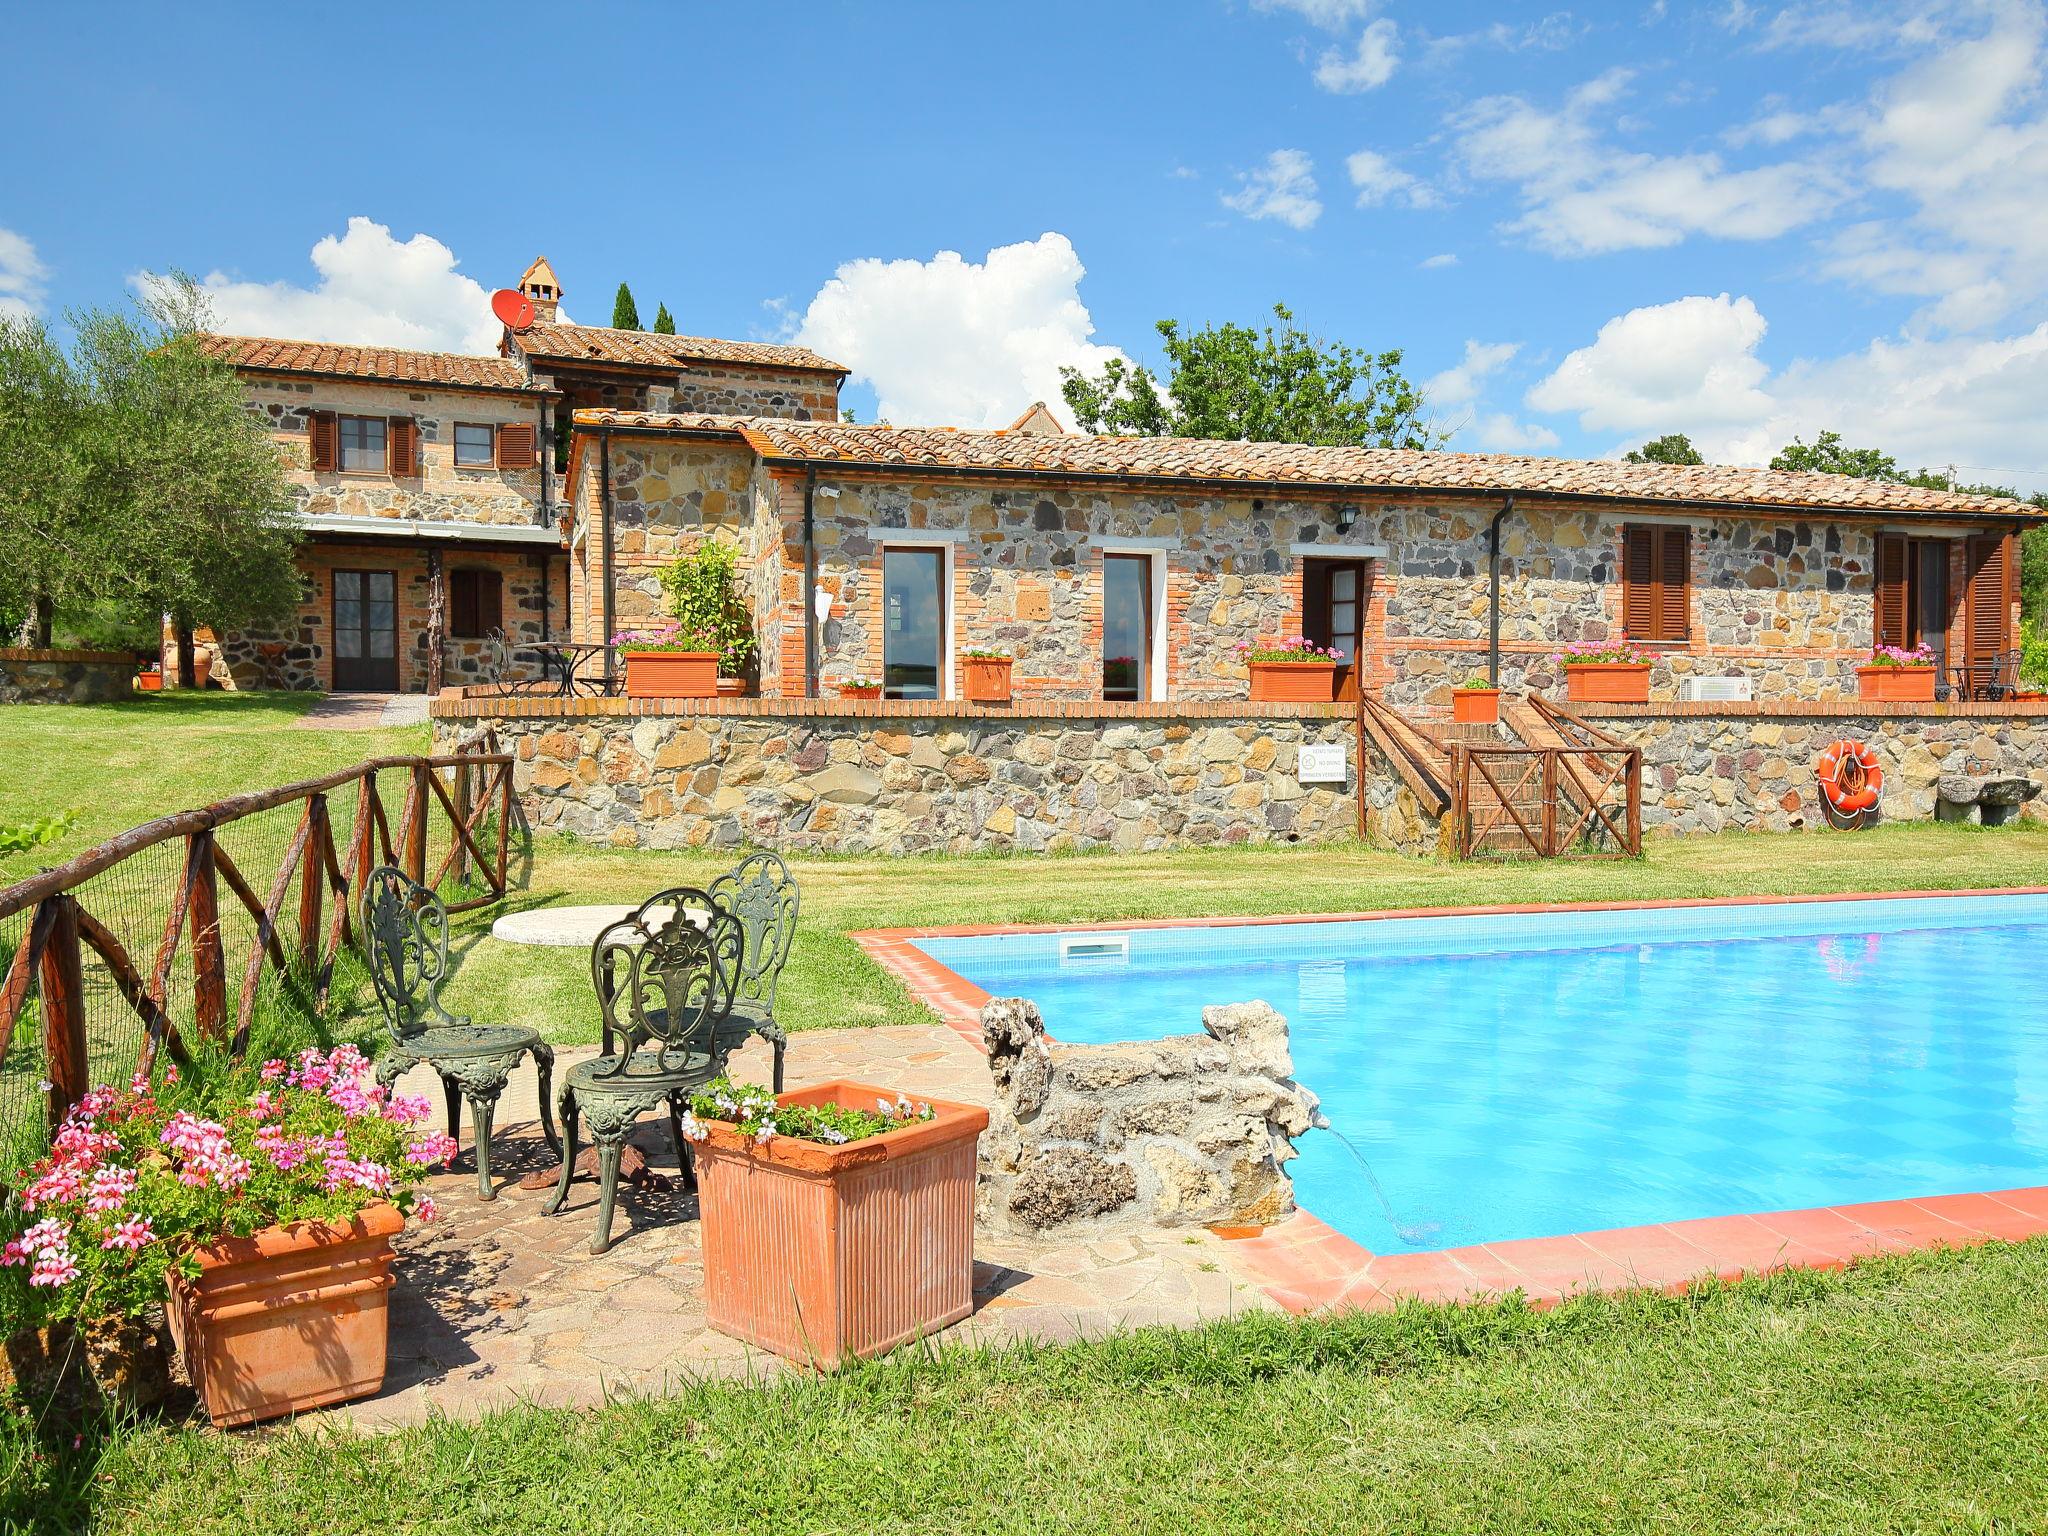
top-left (652, 303), bottom-right (675, 335)
top-left (612, 283), bottom-right (641, 330)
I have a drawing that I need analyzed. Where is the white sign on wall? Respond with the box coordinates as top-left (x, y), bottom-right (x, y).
top-left (1297, 743), bottom-right (1348, 784)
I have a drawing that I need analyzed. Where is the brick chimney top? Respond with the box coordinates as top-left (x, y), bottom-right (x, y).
top-left (518, 256), bottom-right (562, 323)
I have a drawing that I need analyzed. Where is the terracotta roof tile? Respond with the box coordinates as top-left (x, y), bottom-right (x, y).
top-left (571, 411), bottom-right (2041, 519)
top-left (201, 334), bottom-right (544, 395)
top-left (507, 323), bottom-right (847, 376)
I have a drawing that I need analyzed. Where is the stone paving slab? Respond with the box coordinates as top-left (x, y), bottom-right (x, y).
top-left (353, 1023), bottom-right (1283, 1427)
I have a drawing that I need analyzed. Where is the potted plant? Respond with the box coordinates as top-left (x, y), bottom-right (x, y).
top-left (961, 647), bottom-right (1014, 703)
top-left (658, 540), bottom-right (757, 696)
top-left (1556, 640), bottom-right (1653, 704)
top-left (1451, 673), bottom-right (1501, 723)
top-left (1857, 644), bottom-right (1937, 702)
top-left (836, 676), bottom-right (883, 700)
top-left (613, 621), bottom-right (722, 699)
top-left (0, 1047), bottom-right (449, 1427)
top-left (135, 666), bottom-right (164, 693)
top-left (684, 1077), bottom-right (988, 1368)
top-left (1240, 637), bottom-right (1343, 703)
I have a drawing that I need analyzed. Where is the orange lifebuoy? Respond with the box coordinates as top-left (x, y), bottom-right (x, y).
top-left (1816, 739), bottom-right (1883, 822)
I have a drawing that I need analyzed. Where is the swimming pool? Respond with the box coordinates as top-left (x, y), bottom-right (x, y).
top-left (909, 895), bottom-right (2048, 1255)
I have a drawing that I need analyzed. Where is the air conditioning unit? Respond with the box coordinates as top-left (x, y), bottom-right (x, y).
top-left (1680, 675), bottom-right (1753, 703)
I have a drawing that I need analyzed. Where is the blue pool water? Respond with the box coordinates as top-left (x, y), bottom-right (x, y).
top-left (914, 896), bottom-right (2048, 1253)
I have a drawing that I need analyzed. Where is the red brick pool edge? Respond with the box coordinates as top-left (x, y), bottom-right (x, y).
top-left (853, 887), bottom-right (2048, 1313)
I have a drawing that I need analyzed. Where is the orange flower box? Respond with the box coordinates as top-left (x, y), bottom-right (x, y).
top-left (167, 1203), bottom-right (402, 1427)
top-left (837, 683), bottom-right (882, 700)
top-left (1857, 665), bottom-right (1936, 703)
top-left (1248, 661), bottom-right (1338, 703)
top-left (1451, 687), bottom-right (1500, 724)
top-left (962, 656), bottom-right (1013, 703)
top-left (621, 650), bottom-right (718, 699)
top-left (135, 671), bottom-right (163, 692)
top-left (694, 1081), bottom-right (989, 1369)
top-left (1564, 663), bottom-right (1652, 704)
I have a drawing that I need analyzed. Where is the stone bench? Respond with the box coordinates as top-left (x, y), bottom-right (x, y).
top-left (1935, 773), bottom-right (2041, 827)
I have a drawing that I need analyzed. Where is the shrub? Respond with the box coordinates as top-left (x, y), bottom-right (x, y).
top-left (657, 541), bottom-right (757, 678)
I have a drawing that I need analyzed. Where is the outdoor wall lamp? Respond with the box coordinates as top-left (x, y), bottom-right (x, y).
top-left (1334, 504), bottom-right (1359, 534)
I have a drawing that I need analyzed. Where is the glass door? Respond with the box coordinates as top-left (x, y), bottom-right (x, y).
top-left (1303, 559), bottom-right (1366, 700)
top-left (332, 569), bottom-right (399, 691)
top-left (882, 548), bottom-right (945, 699)
top-left (1102, 554), bottom-right (1152, 701)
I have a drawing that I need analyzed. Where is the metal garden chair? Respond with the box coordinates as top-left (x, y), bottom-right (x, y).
top-left (542, 888), bottom-right (744, 1255)
top-left (707, 851), bottom-right (801, 1092)
top-left (362, 866), bottom-right (558, 1200)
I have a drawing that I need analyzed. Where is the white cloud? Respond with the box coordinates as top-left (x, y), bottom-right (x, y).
top-left (1419, 252), bottom-right (1460, 269)
top-left (1346, 149), bottom-right (1439, 208)
top-left (1526, 290), bottom-right (2048, 487)
top-left (1314, 18), bottom-right (1400, 92)
top-left (1252, 0), bottom-right (1375, 29)
top-left (1222, 149), bottom-right (1324, 229)
top-left (136, 217), bottom-right (502, 353)
top-left (0, 228), bottom-right (49, 321)
top-left (791, 233), bottom-right (1125, 429)
top-left (1473, 413), bottom-right (1562, 452)
top-left (1422, 12), bottom-right (1579, 59)
top-left (1452, 70), bottom-right (1839, 255)
top-left (1426, 340), bottom-right (1521, 408)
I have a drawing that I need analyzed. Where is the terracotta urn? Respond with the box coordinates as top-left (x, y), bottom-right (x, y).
top-left (1451, 686), bottom-right (1501, 724)
top-left (167, 1203), bottom-right (402, 1427)
top-left (621, 650), bottom-right (718, 700)
top-left (1564, 662), bottom-right (1652, 704)
top-left (694, 1081), bottom-right (989, 1368)
top-left (1248, 660), bottom-right (1338, 703)
top-left (962, 656), bottom-right (1014, 703)
top-left (1857, 665), bottom-right (1936, 703)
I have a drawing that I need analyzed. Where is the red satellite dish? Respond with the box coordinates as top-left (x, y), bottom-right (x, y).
top-left (491, 288), bottom-right (537, 331)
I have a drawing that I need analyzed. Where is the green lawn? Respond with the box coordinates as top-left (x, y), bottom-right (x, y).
top-left (48, 1243), bottom-right (2048, 1534)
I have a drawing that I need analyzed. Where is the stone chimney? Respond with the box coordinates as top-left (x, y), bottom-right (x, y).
top-left (518, 256), bottom-right (562, 324)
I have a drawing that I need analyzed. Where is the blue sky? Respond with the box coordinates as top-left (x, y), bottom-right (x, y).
top-left (10, 1), bottom-right (2048, 487)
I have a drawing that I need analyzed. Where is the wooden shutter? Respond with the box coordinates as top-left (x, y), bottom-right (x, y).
top-left (1300, 560), bottom-right (1330, 649)
top-left (450, 570), bottom-right (479, 638)
top-left (477, 570), bottom-right (502, 635)
top-left (387, 417), bottom-right (418, 477)
top-left (1965, 533), bottom-right (2015, 669)
top-left (1621, 525), bottom-right (1689, 642)
top-left (496, 422), bottom-right (536, 470)
top-left (1873, 533), bottom-right (1909, 648)
top-left (308, 411), bottom-right (337, 472)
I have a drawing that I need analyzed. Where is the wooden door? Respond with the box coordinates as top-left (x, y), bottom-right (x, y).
top-left (1303, 559), bottom-right (1368, 701)
top-left (1963, 534), bottom-right (2015, 690)
top-left (332, 569), bottom-right (399, 692)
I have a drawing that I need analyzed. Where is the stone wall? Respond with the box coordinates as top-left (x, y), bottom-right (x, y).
top-left (241, 375), bottom-right (548, 528)
top-left (976, 997), bottom-right (1322, 1235)
top-left (569, 434), bottom-right (1956, 710)
top-left (0, 649), bottom-right (135, 705)
top-left (431, 698), bottom-right (1358, 855)
top-left (1579, 701), bottom-right (2048, 833)
top-left (670, 364), bottom-right (838, 421)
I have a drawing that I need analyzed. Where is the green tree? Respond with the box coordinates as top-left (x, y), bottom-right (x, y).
top-left (1769, 430), bottom-right (1901, 481)
top-left (612, 283), bottom-right (641, 330)
top-left (652, 303), bottom-right (675, 335)
top-left (0, 277), bottom-right (301, 679)
top-left (1624, 434), bottom-right (1704, 465)
top-left (1059, 303), bottom-right (1443, 450)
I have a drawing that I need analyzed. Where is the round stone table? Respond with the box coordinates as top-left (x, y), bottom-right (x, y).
top-left (489, 906), bottom-right (639, 947)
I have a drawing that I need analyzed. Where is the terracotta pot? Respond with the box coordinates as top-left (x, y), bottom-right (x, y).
top-left (135, 671), bottom-right (163, 693)
top-left (622, 650), bottom-right (718, 699)
top-left (1248, 660), bottom-right (1338, 703)
top-left (961, 657), bottom-right (1013, 703)
top-left (716, 676), bottom-right (747, 698)
top-left (1451, 687), bottom-right (1501, 724)
top-left (694, 1082), bottom-right (989, 1368)
top-left (167, 1203), bottom-right (402, 1427)
top-left (1564, 662), bottom-right (1652, 704)
top-left (838, 684), bottom-right (882, 700)
top-left (1857, 665), bottom-right (1936, 702)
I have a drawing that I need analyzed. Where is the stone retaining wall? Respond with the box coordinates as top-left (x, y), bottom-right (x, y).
top-left (0, 649), bottom-right (135, 705)
top-left (976, 997), bottom-right (1321, 1235)
top-left (432, 697), bottom-right (1358, 855)
top-left (1578, 702), bottom-right (2048, 833)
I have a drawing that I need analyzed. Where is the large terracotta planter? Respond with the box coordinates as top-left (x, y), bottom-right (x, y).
top-left (962, 657), bottom-right (1013, 703)
top-left (135, 671), bottom-right (163, 692)
top-left (1564, 662), bottom-right (1652, 704)
top-left (694, 1081), bottom-right (989, 1368)
top-left (1248, 660), bottom-right (1338, 703)
top-left (622, 650), bottom-right (718, 699)
top-left (167, 1203), bottom-right (402, 1427)
top-left (1857, 665), bottom-right (1936, 703)
top-left (1451, 687), bottom-right (1500, 724)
